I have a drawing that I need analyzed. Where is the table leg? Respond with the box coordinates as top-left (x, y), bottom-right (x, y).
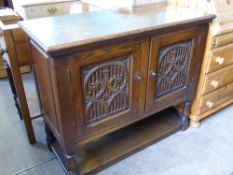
top-left (4, 31), bottom-right (36, 144)
top-left (3, 59), bottom-right (23, 119)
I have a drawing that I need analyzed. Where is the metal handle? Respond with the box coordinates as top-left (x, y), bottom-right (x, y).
top-left (150, 70), bottom-right (156, 77)
top-left (135, 74), bottom-right (142, 80)
top-left (47, 7), bottom-right (58, 14)
top-left (216, 57), bottom-right (224, 65)
top-left (210, 80), bottom-right (219, 88)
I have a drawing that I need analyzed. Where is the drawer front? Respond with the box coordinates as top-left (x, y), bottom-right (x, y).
top-left (203, 64), bottom-right (233, 95)
top-left (199, 81), bottom-right (233, 114)
top-left (26, 1), bottom-right (79, 19)
top-left (215, 32), bottom-right (233, 47)
top-left (207, 43), bottom-right (233, 73)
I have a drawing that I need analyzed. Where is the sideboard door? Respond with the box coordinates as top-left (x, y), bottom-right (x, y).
top-left (146, 28), bottom-right (203, 112)
top-left (67, 40), bottom-right (148, 141)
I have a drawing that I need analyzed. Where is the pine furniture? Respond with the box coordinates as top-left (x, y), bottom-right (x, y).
top-left (168, 0), bottom-right (233, 127)
top-left (12, 0), bottom-right (81, 19)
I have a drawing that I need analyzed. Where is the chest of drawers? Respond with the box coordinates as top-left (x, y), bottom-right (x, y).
top-left (20, 3), bottom-right (214, 174)
top-left (169, 0), bottom-right (233, 127)
top-left (12, 0), bottom-right (81, 19)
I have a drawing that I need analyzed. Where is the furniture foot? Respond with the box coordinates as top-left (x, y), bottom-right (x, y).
top-left (190, 120), bottom-right (201, 128)
top-left (45, 123), bottom-right (79, 174)
top-left (181, 102), bottom-right (191, 131)
top-left (44, 122), bottom-right (55, 150)
top-left (181, 115), bottom-right (189, 130)
top-left (64, 154), bottom-right (80, 175)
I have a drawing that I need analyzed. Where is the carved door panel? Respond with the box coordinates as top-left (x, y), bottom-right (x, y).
top-left (146, 28), bottom-right (202, 112)
top-left (67, 40), bottom-right (148, 141)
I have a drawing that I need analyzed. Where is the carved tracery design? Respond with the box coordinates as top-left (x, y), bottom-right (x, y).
top-left (81, 56), bottom-right (130, 125)
top-left (155, 40), bottom-right (192, 99)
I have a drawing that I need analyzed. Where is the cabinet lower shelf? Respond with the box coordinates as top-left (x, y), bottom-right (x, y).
top-left (51, 108), bottom-right (183, 175)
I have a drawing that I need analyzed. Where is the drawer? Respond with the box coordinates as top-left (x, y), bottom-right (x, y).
top-left (25, 1), bottom-right (80, 19)
top-left (207, 42), bottom-right (233, 73)
top-left (203, 64), bottom-right (233, 95)
top-left (215, 32), bottom-right (233, 48)
top-left (199, 81), bottom-right (233, 114)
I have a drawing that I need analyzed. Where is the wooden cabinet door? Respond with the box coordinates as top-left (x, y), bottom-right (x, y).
top-left (67, 40), bottom-right (148, 141)
top-left (146, 28), bottom-right (204, 112)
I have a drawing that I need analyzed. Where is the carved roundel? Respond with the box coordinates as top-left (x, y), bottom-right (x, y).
top-left (155, 40), bottom-right (192, 98)
top-left (81, 56), bottom-right (130, 124)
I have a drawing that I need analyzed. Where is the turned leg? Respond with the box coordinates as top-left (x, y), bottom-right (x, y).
top-left (64, 154), bottom-right (80, 175)
top-left (190, 120), bottom-right (201, 128)
top-left (181, 101), bottom-right (191, 130)
top-left (44, 122), bottom-right (55, 150)
top-left (3, 60), bottom-right (23, 119)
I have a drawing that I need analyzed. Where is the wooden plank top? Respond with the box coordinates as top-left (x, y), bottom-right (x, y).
top-left (19, 2), bottom-right (215, 54)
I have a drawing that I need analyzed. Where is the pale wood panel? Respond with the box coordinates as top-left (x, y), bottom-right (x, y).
top-left (206, 42), bottom-right (233, 73)
top-left (203, 64), bottom-right (233, 95)
top-left (215, 32), bottom-right (233, 47)
top-left (25, 1), bottom-right (81, 19)
top-left (169, 0), bottom-right (233, 123)
top-left (198, 81), bottom-right (233, 115)
top-left (190, 97), bottom-right (233, 121)
top-left (214, 0), bottom-right (233, 23)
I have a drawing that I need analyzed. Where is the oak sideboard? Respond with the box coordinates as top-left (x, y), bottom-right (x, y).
top-left (20, 2), bottom-right (214, 175)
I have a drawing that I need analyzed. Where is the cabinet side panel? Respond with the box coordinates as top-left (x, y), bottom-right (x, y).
top-left (31, 44), bottom-right (60, 136)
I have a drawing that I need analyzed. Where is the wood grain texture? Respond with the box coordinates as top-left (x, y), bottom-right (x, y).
top-left (3, 30), bottom-right (35, 144)
top-left (198, 81), bottom-right (233, 115)
top-left (203, 64), bottom-right (233, 95)
top-left (52, 108), bottom-right (182, 175)
top-left (19, 2), bottom-right (215, 54)
top-left (24, 3), bottom-right (213, 174)
top-left (178, 0), bottom-right (233, 123)
top-left (0, 8), bottom-right (35, 144)
top-left (67, 40), bottom-right (144, 142)
top-left (206, 42), bottom-right (233, 73)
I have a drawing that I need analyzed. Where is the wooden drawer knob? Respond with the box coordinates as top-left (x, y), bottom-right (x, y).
top-left (206, 100), bottom-right (214, 108)
top-left (210, 80), bottom-right (219, 88)
top-left (216, 57), bottom-right (225, 65)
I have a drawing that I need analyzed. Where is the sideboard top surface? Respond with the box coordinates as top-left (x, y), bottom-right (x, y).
top-left (19, 2), bottom-right (215, 54)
